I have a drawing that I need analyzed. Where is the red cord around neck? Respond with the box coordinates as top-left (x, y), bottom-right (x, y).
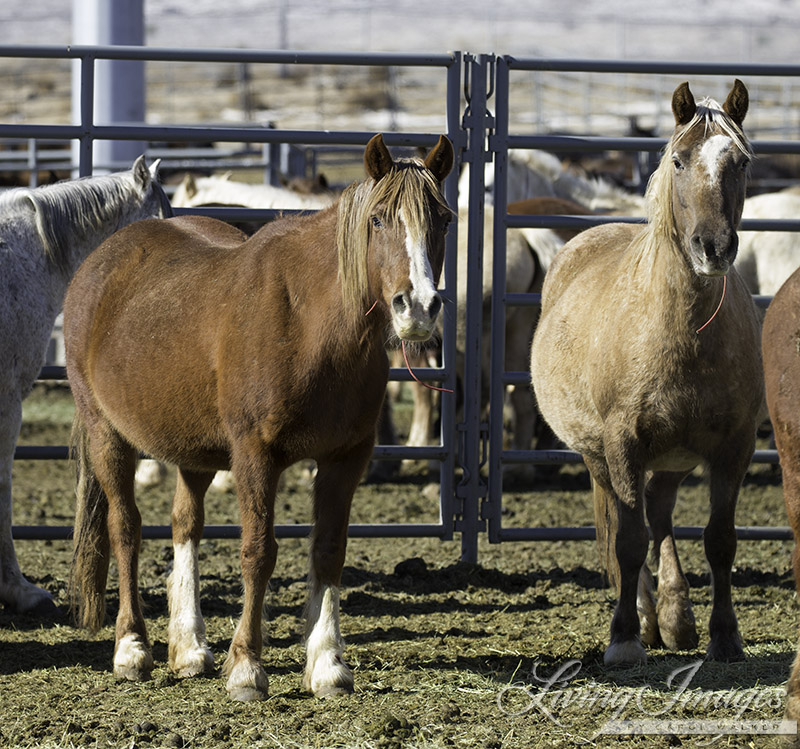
top-left (696, 275), bottom-right (727, 334)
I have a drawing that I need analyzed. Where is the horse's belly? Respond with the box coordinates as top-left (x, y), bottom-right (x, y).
top-left (646, 447), bottom-right (703, 473)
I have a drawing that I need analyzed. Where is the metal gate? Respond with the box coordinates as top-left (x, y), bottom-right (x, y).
top-left (7, 46), bottom-right (800, 561)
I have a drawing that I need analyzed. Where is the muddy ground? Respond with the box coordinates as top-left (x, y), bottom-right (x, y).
top-left (2, 382), bottom-right (799, 748)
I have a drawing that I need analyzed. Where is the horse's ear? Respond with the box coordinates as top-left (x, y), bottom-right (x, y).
top-left (133, 154), bottom-right (152, 187)
top-left (723, 79), bottom-right (749, 127)
top-left (424, 135), bottom-right (455, 183)
top-left (148, 158), bottom-right (162, 181)
top-left (364, 134), bottom-right (395, 181)
top-left (672, 82), bottom-right (696, 126)
top-left (182, 173), bottom-right (197, 200)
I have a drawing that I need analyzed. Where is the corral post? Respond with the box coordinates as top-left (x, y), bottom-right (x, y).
top-left (71, 0), bottom-right (146, 173)
top-left (485, 56), bottom-right (510, 544)
top-left (456, 53), bottom-right (494, 563)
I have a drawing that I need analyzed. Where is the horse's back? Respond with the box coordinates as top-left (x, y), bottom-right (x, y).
top-left (64, 216), bottom-right (256, 467)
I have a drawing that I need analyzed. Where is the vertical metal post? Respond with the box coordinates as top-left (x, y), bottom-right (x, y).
top-left (486, 56), bottom-right (510, 542)
top-left (77, 51), bottom-right (95, 177)
top-left (436, 51), bottom-right (466, 541)
top-left (456, 53), bottom-right (493, 562)
top-left (27, 138), bottom-right (38, 188)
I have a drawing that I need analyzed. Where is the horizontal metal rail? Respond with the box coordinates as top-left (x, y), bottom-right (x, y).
top-left (13, 523), bottom-right (790, 542)
top-left (496, 526), bottom-right (793, 542)
top-left (11, 522), bottom-right (451, 541)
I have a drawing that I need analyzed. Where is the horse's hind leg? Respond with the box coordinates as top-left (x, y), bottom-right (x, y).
top-left (645, 471), bottom-right (698, 651)
top-left (303, 440), bottom-right (373, 697)
top-left (779, 459), bottom-right (800, 724)
top-left (0, 393), bottom-right (56, 614)
top-left (86, 420), bottom-right (152, 680)
top-left (168, 468), bottom-right (215, 677)
top-left (704, 454), bottom-right (749, 662)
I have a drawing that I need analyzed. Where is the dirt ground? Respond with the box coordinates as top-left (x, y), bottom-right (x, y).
top-left (0, 382), bottom-right (797, 748)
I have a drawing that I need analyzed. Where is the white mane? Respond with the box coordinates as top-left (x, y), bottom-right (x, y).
top-left (0, 162), bottom-right (165, 273)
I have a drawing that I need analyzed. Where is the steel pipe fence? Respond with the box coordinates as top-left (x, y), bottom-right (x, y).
top-left (7, 46), bottom-right (799, 559)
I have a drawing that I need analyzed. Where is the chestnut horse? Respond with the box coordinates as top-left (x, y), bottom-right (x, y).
top-left (531, 81), bottom-right (764, 665)
top-left (64, 134), bottom-right (453, 700)
top-left (762, 266), bottom-right (800, 732)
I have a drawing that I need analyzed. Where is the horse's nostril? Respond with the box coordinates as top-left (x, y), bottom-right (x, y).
top-left (429, 294), bottom-right (442, 319)
top-left (392, 293), bottom-right (408, 315)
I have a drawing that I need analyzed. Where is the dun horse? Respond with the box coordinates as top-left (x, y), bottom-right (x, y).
top-left (762, 266), bottom-right (800, 730)
top-left (64, 134), bottom-right (453, 700)
top-left (531, 81), bottom-right (764, 665)
top-left (0, 155), bottom-right (170, 615)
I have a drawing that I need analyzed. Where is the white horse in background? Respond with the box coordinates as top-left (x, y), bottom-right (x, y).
top-left (171, 172), bottom-right (335, 211)
top-left (1, 156), bottom-right (171, 613)
top-left (736, 189), bottom-right (800, 297)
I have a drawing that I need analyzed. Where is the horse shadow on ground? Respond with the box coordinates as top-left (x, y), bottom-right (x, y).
top-left (403, 643), bottom-right (794, 694)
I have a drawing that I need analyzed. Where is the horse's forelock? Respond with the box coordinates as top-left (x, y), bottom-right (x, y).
top-left (671, 98), bottom-right (753, 159)
top-left (337, 160), bottom-right (449, 319)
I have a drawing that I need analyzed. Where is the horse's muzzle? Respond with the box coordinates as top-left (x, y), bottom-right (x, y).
top-left (690, 229), bottom-right (738, 276)
top-left (391, 290), bottom-right (442, 341)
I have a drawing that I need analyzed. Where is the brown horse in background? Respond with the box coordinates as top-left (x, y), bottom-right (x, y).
top-left (531, 81), bottom-right (764, 665)
top-left (64, 133), bottom-right (453, 701)
top-left (763, 266), bottom-right (800, 735)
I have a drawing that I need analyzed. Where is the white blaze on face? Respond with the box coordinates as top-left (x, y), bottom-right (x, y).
top-left (700, 134), bottom-right (733, 186)
top-left (400, 207), bottom-right (437, 313)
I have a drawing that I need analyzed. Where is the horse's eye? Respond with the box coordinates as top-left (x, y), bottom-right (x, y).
top-left (371, 215), bottom-right (383, 229)
top-left (740, 158), bottom-right (751, 172)
top-left (672, 156), bottom-right (684, 172)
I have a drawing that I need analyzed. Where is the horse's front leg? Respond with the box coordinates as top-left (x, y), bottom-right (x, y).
top-left (168, 469), bottom-right (215, 677)
top-left (645, 470), bottom-right (698, 651)
top-left (303, 438), bottom-right (373, 697)
top-left (595, 429), bottom-right (649, 666)
top-left (704, 450), bottom-right (750, 662)
top-left (223, 447), bottom-right (280, 701)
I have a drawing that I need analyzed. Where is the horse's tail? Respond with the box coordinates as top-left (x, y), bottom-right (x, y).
top-left (68, 410), bottom-right (110, 631)
top-left (592, 477), bottom-right (621, 592)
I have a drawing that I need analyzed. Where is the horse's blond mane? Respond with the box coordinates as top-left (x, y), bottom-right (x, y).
top-left (336, 159), bottom-right (450, 320)
top-left (636, 97), bottom-right (753, 259)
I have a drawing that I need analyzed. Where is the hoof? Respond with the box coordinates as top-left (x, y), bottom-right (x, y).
top-left (1, 582), bottom-right (57, 617)
top-left (172, 649), bottom-right (215, 678)
top-left (314, 684), bottom-right (354, 699)
top-left (224, 657), bottom-right (269, 702)
top-left (228, 685), bottom-right (268, 702)
top-left (113, 634), bottom-right (154, 682)
top-left (657, 597), bottom-right (698, 651)
top-left (706, 636), bottom-right (745, 662)
top-left (604, 639), bottom-right (647, 667)
top-left (24, 597), bottom-right (62, 619)
top-left (661, 625), bottom-right (699, 652)
top-left (114, 665), bottom-right (152, 682)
